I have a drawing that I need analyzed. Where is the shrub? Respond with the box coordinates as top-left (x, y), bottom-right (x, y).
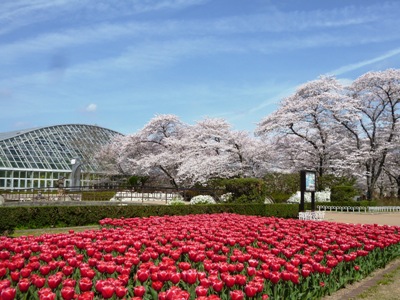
top-left (167, 195), bottom-right (186, 206)
top-left (219, 192), bottom-right (233, 203)
top-left (216, 178), bottom-right (267, 203)
top-left (263, 173), bottom-right (299, 202)
top-left (190, 195), bottom-right (216, 205)
top-left (331, 185), bottom-right (359, 202)
top-left (81, 191), bottom-right (116, 201)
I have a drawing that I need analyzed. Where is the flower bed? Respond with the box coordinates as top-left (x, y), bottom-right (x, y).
top-left (1, 213), bottom-right (400, 299)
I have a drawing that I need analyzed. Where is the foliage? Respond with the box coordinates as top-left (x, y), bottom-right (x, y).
top-left (81, 191), bottom-right (116, 201)
top-left (127, 175), bottom-right (149, 189)
top-left (263, 173), bottom-right (300, 203)
top-left (213, 178), bottom-right (267, 203)
top-left (318, 174), bottom-right (357, 191)
top-left (330, 185), bottom-right (359, 202)
top-left (219, 192), bottom-right (233, 202)
top-left (167, 195), bottom-right (186, 206)
top-left (0, 203), bottom-right (298, 235)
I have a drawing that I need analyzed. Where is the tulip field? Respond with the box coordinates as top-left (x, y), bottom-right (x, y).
top-left (1, 213), bottom-right (400, 300)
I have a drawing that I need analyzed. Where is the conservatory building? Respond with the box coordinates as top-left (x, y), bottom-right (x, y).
top-left (0, 124), bottom-right (122, 190)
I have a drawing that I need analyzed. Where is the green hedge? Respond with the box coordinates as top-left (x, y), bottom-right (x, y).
top-left (0, 203), bottom-right (299, 235)
top-left (2, 201), bottom-right (380, 236)
top-left (81, 191), bottom-right (116, 201)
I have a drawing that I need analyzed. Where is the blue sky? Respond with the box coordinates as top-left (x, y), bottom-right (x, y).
top-left (1, 0), bottom-right (400, 135)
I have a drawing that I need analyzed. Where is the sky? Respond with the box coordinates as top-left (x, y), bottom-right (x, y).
top-left (1, 0), bottom-right (400, 135)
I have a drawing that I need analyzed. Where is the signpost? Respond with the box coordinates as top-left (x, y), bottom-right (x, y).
top-left (70, 158), bottom-right (82, 190)
top-left (300, 170), bottom-right (316, 212)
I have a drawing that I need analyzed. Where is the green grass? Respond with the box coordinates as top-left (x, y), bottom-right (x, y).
top-left (355, 265), bottom-right (400, 299)
top-left (11, 225), bottom-right (100, 237)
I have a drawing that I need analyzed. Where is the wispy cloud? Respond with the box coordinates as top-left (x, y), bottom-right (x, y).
top-left (0, 0), bottom-right (209, 36)
top-left (331, 47), bottom-right (400, 76)
top-left (2, 0), bottom-right (399, 61)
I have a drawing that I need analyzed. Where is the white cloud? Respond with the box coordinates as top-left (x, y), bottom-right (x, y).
top-left (85, 103), bottom-right (97, 112)
top-left (331, 47), bottom-right (400, 76)
top-left (0, 0), bottom-right (209, 36)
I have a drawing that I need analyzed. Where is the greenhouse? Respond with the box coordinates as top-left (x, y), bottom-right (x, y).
top-left (0, 124), bottom-right (122, 190)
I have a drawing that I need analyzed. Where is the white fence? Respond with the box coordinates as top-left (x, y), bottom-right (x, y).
top-left (368, 206), bottom-right (400, 213)
top-left (299, 206), bottom-right (400, 221)
top-left (317, 206), bottom-right (368, 213)
top-left (317, 205), bottom-right (400, 213)
top-left (110, 191), bottom-right (179, 203)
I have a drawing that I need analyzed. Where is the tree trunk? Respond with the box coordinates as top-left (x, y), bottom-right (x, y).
top-left (397, 175), bottom-right (400, 200)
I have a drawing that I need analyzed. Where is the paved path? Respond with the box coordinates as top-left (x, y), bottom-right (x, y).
top-left (325, 212), bottom-right (400, 226)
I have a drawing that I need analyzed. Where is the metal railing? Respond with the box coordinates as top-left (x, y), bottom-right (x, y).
top-left (0, 185), bottom-right (224, 206)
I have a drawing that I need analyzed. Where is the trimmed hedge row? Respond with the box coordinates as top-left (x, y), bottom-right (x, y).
top-left (81, 191), bottom-right (116, 201)
top-left (0, 203), bottom-right (299, 235)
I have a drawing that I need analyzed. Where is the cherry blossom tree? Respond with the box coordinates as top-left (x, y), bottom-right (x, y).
top-left (332, 69), bottom-right (400, 199)
top-left (177, 119), bottom-right (270, 185)
top-left (384, 148), bottom-right (400, 199)
top-left (98, 114), bottom-right (187, 188)
top-left (256, 76), bottom-right (345, 177)
top-left (98, 115), bottom-right (270, 187)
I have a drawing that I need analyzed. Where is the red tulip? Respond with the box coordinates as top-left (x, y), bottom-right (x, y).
top-left (181, 269), bottom-right (198, 284)
top-left (235, 274), bottom-right (247, 286)
top-left (287, 272), bottom-right (298, 284)
top-left (100, 284), bottom-right (115, 299)
top-left (10, 271), bottom-right (20, 282)
top-left (247, 266), bottom-right (256, 276)
top-left (61, 286), bottom-right (76, 300)
top-left (39, 265), bottom-right (51, 276)
top-left (19, 267), bottom-right (31, 278)
top-left (79, 277), bottom-right (93, 292)
top-left (17, 278), bottom-right (31, 293)
top-left (244, 284), bottom-right (258, 298)
top-left (32, 276), bottom-right (46, 288)
top-left (115, 285), bottom-right (127, 298)
top-left (77, 291), bottom-right (95, 300)
top-left (270, 272), bottom-right (280, 284)
top-left (136, 269), bottom-right (150, 282)
top-left (212, 280), bottom-right (224, 292)
top-left (230, 290), bottom-right (244, 300)
top-left (224, 275), bottom-right (236, 288)
top-left (47, 274), bottom-right (62, 290)
top-left (62, 265), bottom-right (74, 276)
top-left (170, 272), bottom-right (181, 284)
top-left (1, 287), bottom-right (16, 300)
top-left (151, 280), bottom-right (163, 291)
top-left (134, 285), bottom-right (146, 297)
top-left (38, 288), bottom-right (56, 300)
top-left (195, 286), bottom-right (208, 297)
